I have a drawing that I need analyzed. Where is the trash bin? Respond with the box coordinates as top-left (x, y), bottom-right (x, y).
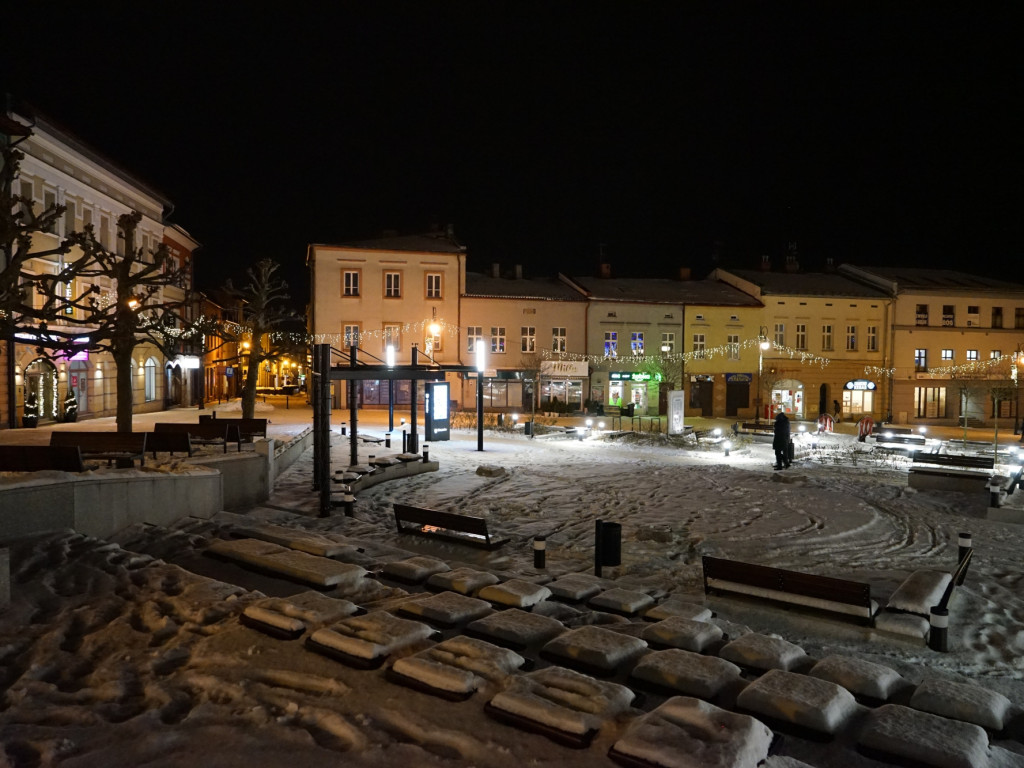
top-left (524, 421), bottom-right (534, 437)
top-left (599, 522), bottom-right (621, 566)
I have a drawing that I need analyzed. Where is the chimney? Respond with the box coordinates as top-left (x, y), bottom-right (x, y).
top-left (785, 242), bottom-right (800, 273)
top-left (824, 257), bottom-right (836, 273)
top-left (677, 267), bottom-right (691, 281)
top-left (514, 264), bottom-right (523, 279)
top-left (598, 263), bottom-right (612, 279)
top-left (760, 255), bottom-right (771, 272)
top-left (491, 263), bottom-right (500, 278)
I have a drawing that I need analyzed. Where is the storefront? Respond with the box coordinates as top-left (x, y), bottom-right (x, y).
top-left (769, 379), bottom-right (805, 419)
top-left (609, 370), bottom-right (661, 414)
top-left (540, 360), bottom-right (588, 412)
top-left (841, 379), bottom-right (877, 417)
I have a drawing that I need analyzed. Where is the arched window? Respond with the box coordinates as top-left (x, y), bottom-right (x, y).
top-left (144, 357), bottom-right (159, 401)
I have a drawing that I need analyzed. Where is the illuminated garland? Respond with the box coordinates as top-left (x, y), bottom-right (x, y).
top-left (537, 339), bottom-right (832, 370)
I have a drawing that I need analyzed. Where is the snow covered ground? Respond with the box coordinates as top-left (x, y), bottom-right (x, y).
top-left (2, 403), bottom-right (1024, 767)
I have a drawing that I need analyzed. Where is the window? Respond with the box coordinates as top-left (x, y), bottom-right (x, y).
top-left (384, 272), bottom-right (401, 298)
top-left (18, 181), bottom-right (33, 219)
top-left (521, 326), bottom-right (536, 353)
top-left (915, 348), bottom-right (928, 372)
top-left (604, 331), bottom-right (617, 357)
top-left (727, 334), bottom-right (740, 360)
top-left (661, 332), bottom-right (674, 353)
top-left (942, 305), bottom-right (955, 327)
top-left (992, 307), bottom-right (1003, 328)
top-left (631, 332), bottom-right (644, 355)
top-left (426, 326), bottom-right (442, 353)
top-left (773, 323), bottom-right (784, 346)
top-left (941, 349), bottom-right (953, 361)
top-left (383, 324), bottom-right (401, 352)
top-left (43, 190), bottom-right (57, 233)
top-left (916, 304), bottom-right (929, 325)
top-left (966, 349), bottom-right (978, 362)
top-left (342, 270), bottom-right (360, 297)
top-left (343, 324), bottom-right (360, 348)
top-left (552, 327), bottom-right (567, 353)
top-left (821, 325), bottom-right (833, 351)
top-left (144, 357), bottom-right (158, 402)
top-left (426, 273), bottom-right (442, 298)
top-left (867, 325), bottom-right (878, 352)
top-left (915, 386), bottom-right (946, 418)
top-left (846, 325), bottom-right (857, 351)
top-left (795, 324), bottom-right (806, 350)
top-left (1015, 308), bottom-right (1024, 329)
top-left (63, 199), bottom-right (75, 235)
top-left (467, 326), bottom-right (483, 354)
top-left (490, 326), bottom-right (505, 354)
top-left (99, 215), bottom-right (110, 249)
top-left (692, 333), bottom-right (706, 358)
top-left (82, 207), bottom-right (92, 229)
top-left (991, 350), bottom-right (1001, 360)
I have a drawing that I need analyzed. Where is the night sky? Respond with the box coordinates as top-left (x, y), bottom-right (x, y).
top-left (3, 4), bottom-right (1019, 306)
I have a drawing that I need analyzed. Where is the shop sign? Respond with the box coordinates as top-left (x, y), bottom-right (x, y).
top-left (609, 371), bottom-right (660, 382)
top-left (844, 379), bottom-right (876, 391)
top-left (725, 373), bottom-right (752, 383)
top-left (540, 360), bottom-right (589, 377)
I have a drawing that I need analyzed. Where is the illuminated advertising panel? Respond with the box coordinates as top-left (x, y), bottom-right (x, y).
top-left (424, 382), bottom-right (451, 441)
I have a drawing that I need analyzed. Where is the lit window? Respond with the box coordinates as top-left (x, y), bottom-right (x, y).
top-left (795, 324), bottom-right (807, 350)
top-left (343, 324), bottom-right (360, 348)
top-left (941, 349), bottom-right (953, 361)
top-left (521, 326), bottom-right (536, 353)
top-left (966, 349), bottom-right (978, 362)
top-left (915, 349), bottom-right (928, 371)
top-left (631, 332), bottom-right (644, 355)
top-left (384, 324), bottom-right (401, 351)
top-left (552, 327), bottom-right (566, 353)
top-left (727, 334), bottom-right (740, 360)
top-left (467, 326), bottom-right (483, 354)
top-left (490, 326), bottom-right (505, 354)
top-left (661, 332), bottom-right (674, 353)
top-left (692, 333), bottom-right (705, 358)
top-left (604, 331), bottom-right (617, 357)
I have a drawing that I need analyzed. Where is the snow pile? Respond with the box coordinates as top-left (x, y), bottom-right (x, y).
top-left (858, 703), bottom-right (991, 768)
top-left (610, 695), bottom-right (774, 768)
top-left (736, 669), bottom-right (860, 736)
top-left (643, 597), bottom-right (713, 622)
top-left (541, 625), bottom-right (648, 671)
top-left (206, 538), bottom-right (367, 588)
top-left (426, 566), bottom-right (499, 594)
top-left (641, 616), bottom-right (724, 653)
top-left (718, 632), bottom-right (809, 672)
top-left (465, 607), bottom-right (567, 648)
top-left (588, 586), bottom-right (655, 614)
top-left (397, 591), bottom-right (493, 626)
top-left (910, 677), bottom-right (1013, 731)
top-left (391, 635), bottom-right (525, 695)
top-left (807, 654), bottom-right (907, 701)
top-left (886, 569), bottom-right (954, 615)
top-left (309, 610), bottom-right (435, 661)
top-left (630, 648), bottom-right (742, 699)
top-left (382, 555), bottom-right (450, 583)
top-left (546, 573), bottom-right (605, 601)
top-left (478, 578), bottom-right (552, 608)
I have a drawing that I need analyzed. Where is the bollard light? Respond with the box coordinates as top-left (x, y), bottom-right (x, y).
top-left (598, 421), bottom-right (605, 430)
top-left (533, 535), bottom-right (546, 569)
top-left (713, 427), bottom-right (722, 437)
top-left (422, 444), bottom-right (430, 462)
top-left (586, 418), bottom-right (593, 428)
top-left (723, 440), bottom-right (732, 457)
top-left (928, 606), bottom-right (949, 652)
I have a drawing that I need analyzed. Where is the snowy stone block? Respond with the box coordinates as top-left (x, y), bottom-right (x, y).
top-left (207, 538), bottom-right (368, 588)
top-left (546, 574), bottom-right (604, 601)
top-left (630, 648), bottom-right (741, 699)
top-left (610, 696), bottom-right (774, 768)
top-left (909, 677), bottom-right (1012, 731)
top-left (382, 556), bottom-right (451, 583)
top-left (476, 464), bottom-right (507, 477)
top-left (487, 665), bottom-right (635, 737)
top-left (478, 579), bottom-right (552, 608)
top-left (427, 567), bottom-right (500, 595)
top-left (391, 636), bottom-right (525, 695)
top-left (643, 597), bottom-right (713, 622)
top-left (309, 610), bottom-right (435, 661)
top-left (244, 591), bottom-right (358, 636)
top-left (873, 610), bottom-right (930, 639)
top-left (736, 669), bottom-right (859, 736)
top-left (886, 569), bottom-right (953, 616)
top-left (466, 607), bottom-right (566, 648)
top-left (397, 591), bottom-right (493, 626)
top-left (242, 604), bottom-right (306, 638)
top-left (231, 523), bottom-right (356, 558)
top-left (808, 655), bottom-right (906, 701)
top-left (541, 625), bottom-right (648, 671)
top-left (858, 704), bottom-right (990, 768)
top-left (641, 616), bottom-right (723, 653)
top-left (588, 587), bottom-right (655, 614)
top-left (718, 632), bottom-right (808, 672)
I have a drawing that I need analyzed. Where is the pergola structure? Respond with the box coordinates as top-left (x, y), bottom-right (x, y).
top-left (310, 344), bottom-right (476, 515)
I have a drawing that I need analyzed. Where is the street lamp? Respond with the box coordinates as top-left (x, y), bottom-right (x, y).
top-left (1013, 346), bottom-right (1022, 436)
top-left (756, 327), bottom-right (770, 423)
top-left (386, 344), bottom-right (396, 432)
top-left (476, 340), bottom-right (486, 451)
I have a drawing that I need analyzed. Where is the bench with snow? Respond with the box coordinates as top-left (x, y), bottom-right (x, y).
top-left (50, 431), bottom-right (147, 467)
top-left (199, 415), bottom-right (268, 442)
top-left (871, 424), bottom-right (913, 435)
top-left (702, 555), bottom-right (877, 624)
top-left (0, 444), bottom-right (91, 472)
top-left (987, 462), bottom-right (1023, 507)
top-left (872, 432), bottom-right (927, 448)
top-left (908, 452), bottom-right (994, 494)
top-left (393, 503), bottom-right (509, 549)
top-left (155, 421), bottom-right (240, 452)
top-left (690, 428), bottom-right (722, 444)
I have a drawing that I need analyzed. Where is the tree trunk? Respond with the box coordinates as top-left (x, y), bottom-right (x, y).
top-left (115, 347), bottom-right (134, 433)
top-left (241, 358), bottom-right (259, 419)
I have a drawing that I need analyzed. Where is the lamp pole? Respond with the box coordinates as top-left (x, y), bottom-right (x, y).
top-left (756, 327), bottom-right (770, 423)
top-left (386, 344), bottom-right (395, 432)
top-left (1014, 345), bottom-right (1022, 436)
top-left (476, 341), bottom-right (486, 451)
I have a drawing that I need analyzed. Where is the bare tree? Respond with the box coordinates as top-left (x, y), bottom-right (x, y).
top-left (222, 260), bottom-right (302, 419)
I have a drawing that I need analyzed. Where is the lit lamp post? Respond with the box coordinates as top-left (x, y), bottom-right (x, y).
top-left (756, 327), bottom-right (770, 423)
top-left (1014, 346), bottom-right (1022, 436)
top-left (386, 344), bottom-right (396, 432)
top-left (476, 341), bottom-right (486, 452)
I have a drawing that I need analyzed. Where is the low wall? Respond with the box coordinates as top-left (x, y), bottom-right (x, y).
top-left (0, 467), bottom-right (223, 542)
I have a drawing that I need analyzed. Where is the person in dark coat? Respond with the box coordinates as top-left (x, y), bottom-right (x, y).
top-left (772, 412), bottom-right (791, 469)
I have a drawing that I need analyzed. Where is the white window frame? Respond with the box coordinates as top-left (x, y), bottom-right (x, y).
top-left (661, 332), bottom-right (674, 353)
top-left (521, 326), bottom-right (536, 353)
top-left (426, 273), bottom-right (442, 299)
top-left (342, 270), bottom-right (360, 297)
top-left (604, 331), bottom-right (617, 357)
top-left (384, 271), bottom-right (401, 298)
top-left (821, 325), bottom-right (833, 351)
top-left (343, 323), bottom-right (360, 348)
top-left (384, 323), bottom-right (401, 352)
top-left (552, 327), bottom-right (566, 353)
top-left (467, 326), bottom-right (483, 354)
top-left (727, 334), bottom-right (740, 360)
top-left (846, 325), bottom-right (857, 352)
top-left (867, 325), bottom-right (878, 352)
top-left (773, 323), bottom-right (784, 346)
top-left (692, 333), bottom-right (706, 358)
top-left (631, 331), bottom-right (644, 355)
top-left (490, 326), bottom-right (506, 354)
top-left (795, 324), bottom-right (807, 350)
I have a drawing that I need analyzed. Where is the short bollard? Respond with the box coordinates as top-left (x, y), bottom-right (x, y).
top-left (533, 536), bottom-right (546, 569)
top-left (402, 431), bottom-right (409, 453)
top-left (341, 494), bottom-right (355, 517)
top-left (929, 606), bottom-right (948, 652)
top-left (341, 422), bottom-right (347, 436)
top-left (422, 444), bottom-right (430, 462)
top-left (958, 532), bottom-right (972, 563)
top-left (385, 433), bottom-right (391, 448)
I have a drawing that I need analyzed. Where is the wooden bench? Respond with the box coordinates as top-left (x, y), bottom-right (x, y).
top-left (393, 503), bottom-right (509, 549)
top-left (0, 444), bottom-right (90, 472)
top-left (872, 433), bottom-right (927, 447)
top-left (199, 415), bottom-right (268, 442)
top-left (155, 422), bottom-right (240, 453)
top-left (145, 430), bottom-right (194, 458)
top-left (49, 431), bottom-right (147, 467)
top-left (908, 452), bottom-right (994, 495)
top-left (871, 425), bottom-right (913, 435)
top-left (736, 421), bottom-right (774, 434)
top-left (702, 555), bottom-right (877, 623)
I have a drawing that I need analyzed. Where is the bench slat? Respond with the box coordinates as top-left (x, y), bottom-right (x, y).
top-left (0, 445), bottom-right (88, 472)
top-left (912, 453), bottom-right (993, 470)
top-left (49, 432), bottom-right (147, 466)
top-left (393, 503), bottom-right (507, 549)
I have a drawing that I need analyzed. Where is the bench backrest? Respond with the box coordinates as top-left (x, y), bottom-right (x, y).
top-left (393, 502), bottom-right (498, 548)
top-left (146, 430), bottom-right (193, 455)
top-left (0, 444), bottom-right (87, 472)
top-left (702, 555), bottom-right (871, 607)
top-left (199, 415), bottom-right (268, 435)
top-left (50, 431), bottom-right (147, 453)
top-left (912, 453), bottom-right (994, 469)
top-left (155, 422), bottom-right (234, 440)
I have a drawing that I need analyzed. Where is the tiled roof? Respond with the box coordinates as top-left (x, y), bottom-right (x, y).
top-left (464, 273), bottom-right (586, 301)
top-left (564, 276), bottom-right (761, 306)
top-left (724, 269), bottom-right (890, 298)
top-left (843, 266), bottom-right (1024, 292)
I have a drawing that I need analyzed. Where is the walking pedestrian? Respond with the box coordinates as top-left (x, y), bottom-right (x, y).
top-left (833, 399), bottom-right (841, 420)
top-left (773, 411), bottom-right (791, 469)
